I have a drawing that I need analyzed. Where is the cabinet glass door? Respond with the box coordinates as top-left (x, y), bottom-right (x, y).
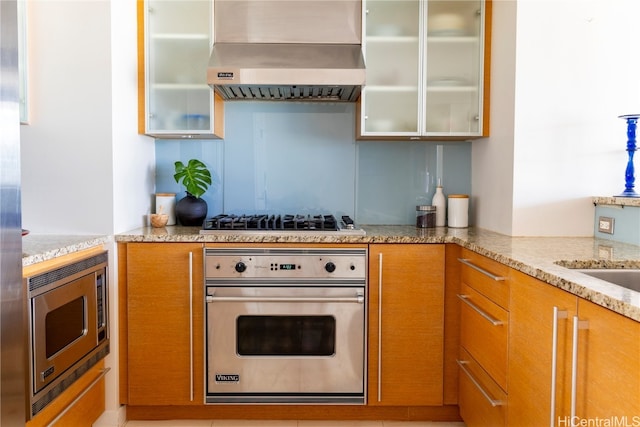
top-left (362, 0), bottom-right (421, 136)
top-left (146, 0), bottom-right (213, 135)
top-left (424, 1), bottom-right (483, 136)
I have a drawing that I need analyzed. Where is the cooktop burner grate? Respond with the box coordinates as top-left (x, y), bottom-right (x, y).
top-left (203, 214), bottom-right (341, 231)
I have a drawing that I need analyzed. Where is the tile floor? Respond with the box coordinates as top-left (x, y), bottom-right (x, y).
top-left (124, 421), bottom-right (466, 427)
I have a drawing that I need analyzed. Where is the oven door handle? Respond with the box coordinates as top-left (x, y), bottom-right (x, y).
top-left (206, 293), bottom-right (365, 304)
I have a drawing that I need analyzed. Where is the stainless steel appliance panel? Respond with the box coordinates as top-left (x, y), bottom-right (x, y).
top-left (31, 273), bottom-right (99, 393)
top-left (0, 0), bottom-right (26, 423)
top-left (206, 285), bottom-right (365, 401)
top-left (204, 248), bottom-right (367, 281)
top-left (204, 246), bottom-right (367, 404)
top-left (26, 252), bottom-right (109, 418)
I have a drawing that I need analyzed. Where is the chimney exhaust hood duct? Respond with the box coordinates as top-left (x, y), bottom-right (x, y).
top-left (207, 1), bottom-right (366, 102)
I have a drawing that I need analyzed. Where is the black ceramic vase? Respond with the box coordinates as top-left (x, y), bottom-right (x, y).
top-left (175, 192), bottom-right (208, 226)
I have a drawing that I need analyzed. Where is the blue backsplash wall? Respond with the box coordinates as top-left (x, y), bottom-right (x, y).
top-left (155, 102), bottom-right (472, 225)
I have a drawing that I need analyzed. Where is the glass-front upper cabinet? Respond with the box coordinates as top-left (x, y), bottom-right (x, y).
top-left (359, 0), bottom-right (489, 140)
top-left (138, 0), bottom-right (224, 139)
top-left (361, 1), bottom-right (421, 135)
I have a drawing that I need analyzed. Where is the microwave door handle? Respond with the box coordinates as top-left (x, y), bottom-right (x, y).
top-left (206, 293), bottom-right (364, 304)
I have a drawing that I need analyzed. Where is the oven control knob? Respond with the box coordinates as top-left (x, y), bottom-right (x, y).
top-left (235, 262), bottom-right (247, 273)
top-left (324, 262), bottom-right (336, 273)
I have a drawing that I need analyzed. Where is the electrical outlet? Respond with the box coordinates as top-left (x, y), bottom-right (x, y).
top-left (598, 216), bottom-right (615, 234)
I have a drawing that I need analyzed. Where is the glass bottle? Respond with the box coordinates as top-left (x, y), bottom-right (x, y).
top-left (432, 184), bottom-right (446, 226)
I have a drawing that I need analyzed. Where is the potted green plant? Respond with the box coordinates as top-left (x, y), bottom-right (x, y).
top-left (173, 159), bottom-right (212, 226)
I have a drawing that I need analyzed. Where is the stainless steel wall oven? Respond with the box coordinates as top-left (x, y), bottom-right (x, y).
top-left (26, 251), bottom-right (109, 418)
top-left (205, 247), bottom-right (367, 404)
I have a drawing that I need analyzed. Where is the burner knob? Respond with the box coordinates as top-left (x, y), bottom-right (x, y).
top-left (325, 262), bottom-right (336, 273)
top-left (235, 262), bottom-right (247, 273)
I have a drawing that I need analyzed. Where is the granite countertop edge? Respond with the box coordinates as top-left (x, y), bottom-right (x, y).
top-left (22, 235), bottom-right (112, 267)
top-left (26, 226), bottom-right (640, 322)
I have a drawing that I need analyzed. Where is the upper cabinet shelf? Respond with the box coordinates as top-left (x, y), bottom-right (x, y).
top-left (358, 0), bottom-right (491, 141)
top-left (366, 35), bottom-right (421, 43)
top-left (137, 0), bottom-right (224, 139)
top-left (151, 33), bottom-right (209, 40)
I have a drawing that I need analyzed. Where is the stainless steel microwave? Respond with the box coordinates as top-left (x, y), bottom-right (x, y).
top-left (26, 251), bottom-right (109, 418)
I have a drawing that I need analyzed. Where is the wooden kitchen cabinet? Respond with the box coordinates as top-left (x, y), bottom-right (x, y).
top-left (358, 0), bottom-right (491, 140)
top-left (457, 249), bottom-right (510, 427)
top-left (508, 269), bottom-right (576, 427)
top-left (508, 269), bottom-right (640, 425)
top-left (122, 242), bottom-right (204, 405)
top-left (137, 0), bottom-right (223, 139)
top-left (577, 298), bottom-right (640, 420)
top-left (367, 244), bottom-right (445, 406)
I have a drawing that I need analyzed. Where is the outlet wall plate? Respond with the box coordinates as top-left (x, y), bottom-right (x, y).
top-left (598, 216), bottom-right (615, 234)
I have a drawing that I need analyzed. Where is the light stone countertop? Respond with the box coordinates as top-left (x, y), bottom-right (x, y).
top-left (592, 196), bottom-right (640, 207)
top-left (116, 225), bottom-right (640, 321)
top-left (22, 234), bottom-right (110, 267)
top-left (24, 227), bottom-right (640, 321)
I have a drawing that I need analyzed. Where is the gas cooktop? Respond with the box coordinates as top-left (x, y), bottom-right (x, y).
top-left (199, 214), bottom-right (366, 236)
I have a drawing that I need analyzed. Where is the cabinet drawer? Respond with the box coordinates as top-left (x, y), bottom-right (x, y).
top-left (458, 347), bottom-right (506, 427)
top-left (459, 249), bottom-right (510, 309)
top-left (459, 283), bottom-right (508, 390)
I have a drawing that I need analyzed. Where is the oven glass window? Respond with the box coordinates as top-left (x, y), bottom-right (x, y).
top-left (45, 296), bottom-right (85, 357)
top-left (237, 315), bottom-right (335, 356)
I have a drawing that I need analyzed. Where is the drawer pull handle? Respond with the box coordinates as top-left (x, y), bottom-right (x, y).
top-left (457, 360), bottom-right (505, 407)
top-left (457, 294), bottom-right (504, 326)
top-left (458, 258), bottom-right (506, 281)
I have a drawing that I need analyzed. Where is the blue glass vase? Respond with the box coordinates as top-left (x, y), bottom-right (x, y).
top-left (617, 114), bottom-right (640, 197)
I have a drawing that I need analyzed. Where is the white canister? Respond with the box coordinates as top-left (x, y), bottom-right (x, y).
top-left (155, 193), bottom-right (176, 225)
top-left (447, 194), bottom-right (469, 228)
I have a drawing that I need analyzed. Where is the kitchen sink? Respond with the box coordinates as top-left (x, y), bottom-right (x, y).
top-left (575, 269), bottom-right (640, 292)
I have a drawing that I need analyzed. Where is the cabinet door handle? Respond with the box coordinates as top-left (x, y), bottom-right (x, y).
top-left (550, 307), bottom-right (568, 427)
top-left (457, 294), bottom-right (504, 326)
top-left (189, 251), bottom-right (194, 402)
top-left (570, 315), bottom-right (589, 421)
top-left (458, 258), bottom-right (506, 281)
top-left (377, 252), bottom-right (383, 403)
top-left (457, 360), bottom-right (505, 407)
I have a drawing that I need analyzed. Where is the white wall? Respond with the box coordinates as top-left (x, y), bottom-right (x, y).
top-left (20, 0), bottom-right (114, 234)
top-left (474, 0), bottom-right (640, 237)
top-left (111, 0), bottom-right (156, 234)
top-left (472, 0), bottom-right (516, 236)
top-left (20, 0), bottom-right (154, 236)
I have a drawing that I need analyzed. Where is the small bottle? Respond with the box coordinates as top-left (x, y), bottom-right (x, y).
top-left (416, 205), bottom-right (436, 228)
top-left (432, 182), bottom-right (446, 227)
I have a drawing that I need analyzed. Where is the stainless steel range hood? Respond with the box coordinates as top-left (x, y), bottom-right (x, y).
top-left (207, 1), bottom-right (366, 102)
